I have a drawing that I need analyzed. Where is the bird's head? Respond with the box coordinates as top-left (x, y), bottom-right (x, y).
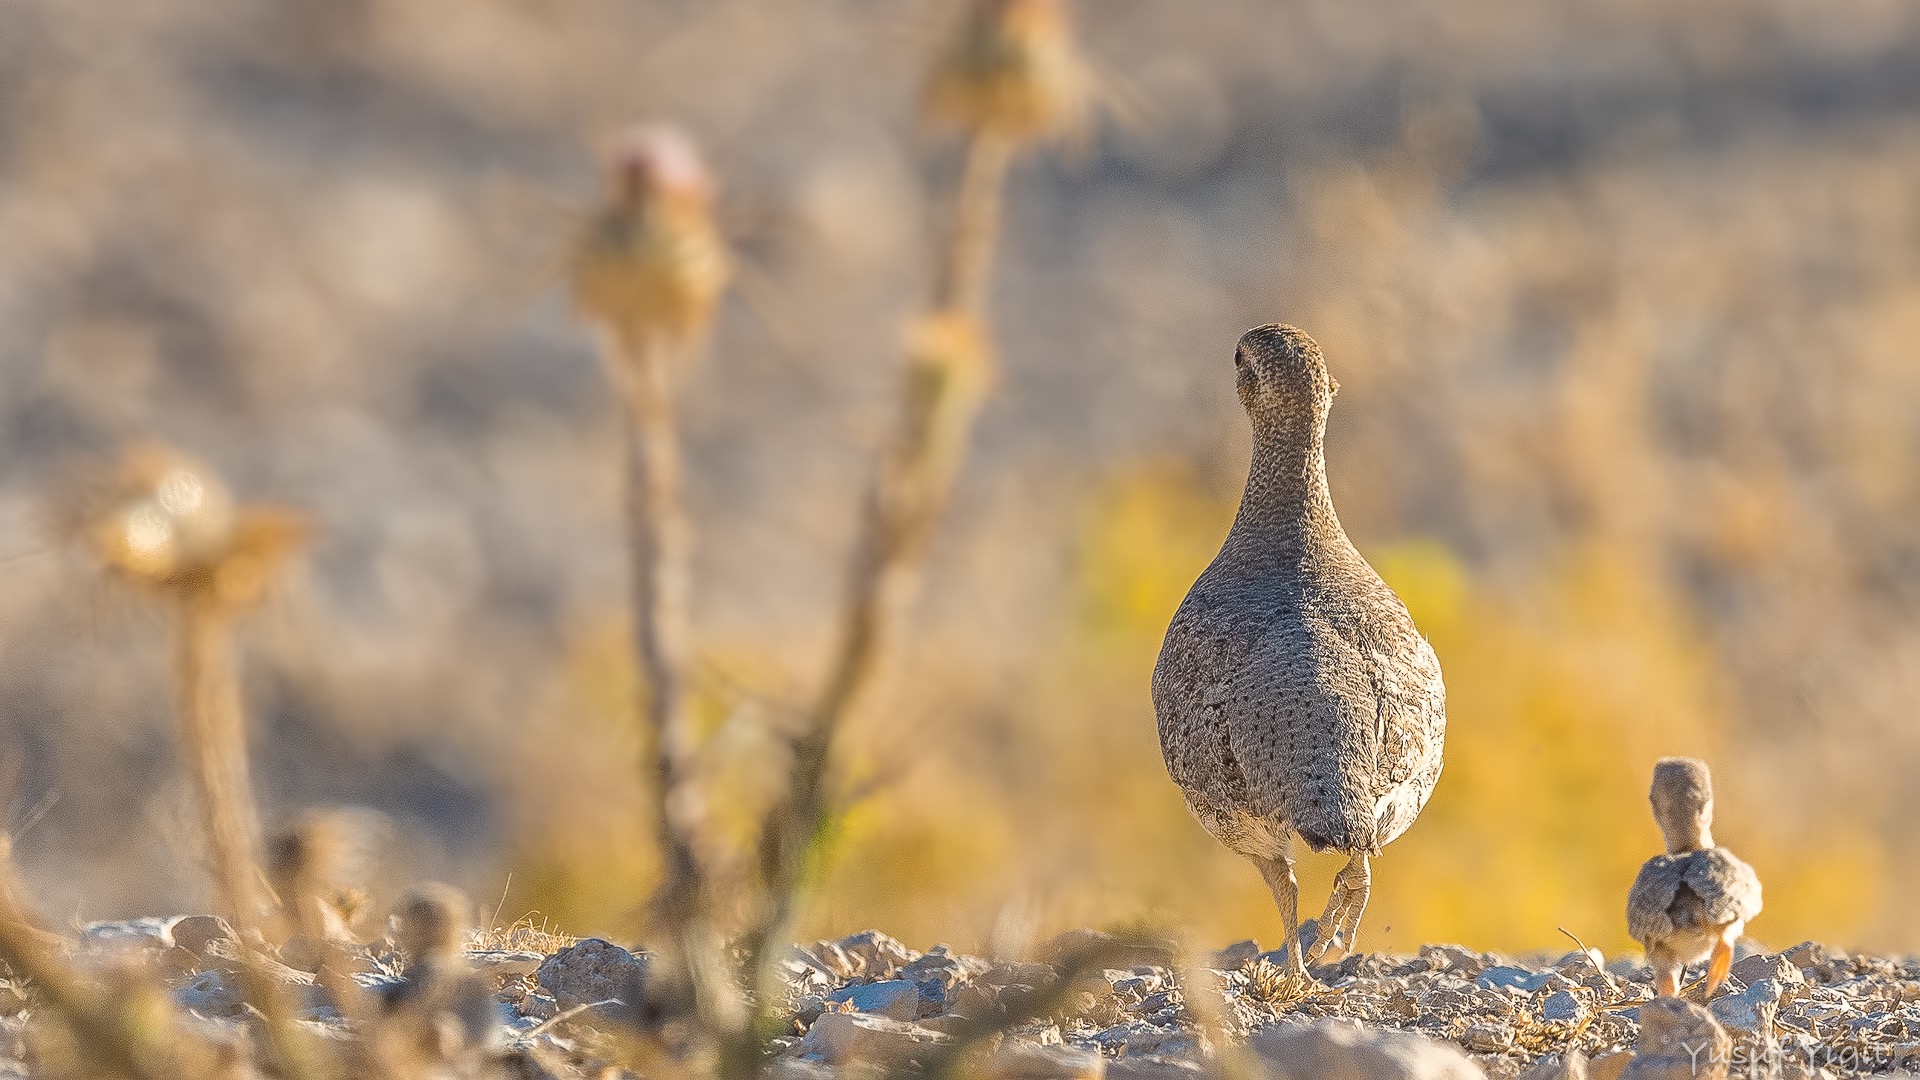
top-left (1233, 324), bottom-right (1339, 436)
top-left (1649, 756), bottom-right (1715, 853)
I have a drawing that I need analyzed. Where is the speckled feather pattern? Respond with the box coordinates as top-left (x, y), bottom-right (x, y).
top-left (1153, 326), bottom-right (1446, 858)
top-left (1626, 847), bottom-right (1763, 943)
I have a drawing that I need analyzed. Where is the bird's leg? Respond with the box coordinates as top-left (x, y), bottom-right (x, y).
top-left (1702, 935), bottom-right (1734, 1001)
top-left (1253, 853), bottom-right (1307, 978)
top-left (1649, 944), bottom-right (1683, 998)
top-left (1308, 852), bottom-right (1371, 965)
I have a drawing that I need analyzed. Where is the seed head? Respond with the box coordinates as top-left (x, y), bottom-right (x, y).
top-left (571, 125), bottom-right (730, 345)
top-left (91, 445), bottom-right (237, 585)
top-left (86, 444), bottom-right (305, 608)
top-left (924, 0), bottom-right (1089, 141)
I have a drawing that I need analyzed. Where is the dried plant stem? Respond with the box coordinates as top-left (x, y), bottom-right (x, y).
top-left (607, 330), bottom-right (745, 1043)
top-left (737, 129), bottom-right (1020, 1049)
top-left (174, 593), bottom-right (264, 928)
top-left (933, 132), bottom-right (1014, 315)
top-left (175, 597), bottom-right (328, 1080)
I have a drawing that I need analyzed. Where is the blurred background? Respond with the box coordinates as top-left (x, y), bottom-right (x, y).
top-left (2, 0), bottom-right (1918, 958)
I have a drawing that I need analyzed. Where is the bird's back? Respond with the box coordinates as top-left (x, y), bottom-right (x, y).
top-left (1627, 849), bottom-right (1763, 942)
top-left (1155, 529), bottom-right (1446, 855)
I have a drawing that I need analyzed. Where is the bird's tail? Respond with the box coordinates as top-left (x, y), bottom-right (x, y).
top-left (1292, 772), bottom-right (1386, 855)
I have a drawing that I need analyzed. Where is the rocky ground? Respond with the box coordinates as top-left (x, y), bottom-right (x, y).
top-left (11, 920), bottom-right (1920, 1078)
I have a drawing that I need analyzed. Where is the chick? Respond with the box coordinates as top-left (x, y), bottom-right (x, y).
top-left (1626, 758), bottom-right (1762, 999)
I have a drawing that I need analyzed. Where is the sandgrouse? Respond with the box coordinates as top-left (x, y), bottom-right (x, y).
top-left (1626, 757), bottom-right (1762, 1000)
top-left (1154, 324), bottom-right (1447, 974)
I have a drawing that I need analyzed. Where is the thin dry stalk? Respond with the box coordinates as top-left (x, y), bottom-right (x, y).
top-left (175, 592), bottom-right (265, 931)
top-left (570, 125), bottom-right (740, 1057)
top-left (176, 601), bottom-right (330, 1080)
top-left (740, 33), bottom-right (1062, 1034)
top-left (610, 332), bottom-right (703, 926)
top-left (932, 132), bottom-right (1015, 316)
top-left (608, 328), bottom-right (743, 1037)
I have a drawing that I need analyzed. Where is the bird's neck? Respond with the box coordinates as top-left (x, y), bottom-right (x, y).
top-left (1227, 421), bottom-right (1341, 558)
top-left (1662, 821), bottom-right (1713, 853)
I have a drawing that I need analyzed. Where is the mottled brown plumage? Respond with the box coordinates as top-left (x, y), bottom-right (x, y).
top-left (1626, 758), bottom-right (1761, 1000)
top-left (1153, 325), bottom-right (1447, 973)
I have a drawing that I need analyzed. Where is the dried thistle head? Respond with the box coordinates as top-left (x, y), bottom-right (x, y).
top-left (570, 125), bottom-right (730, 346)
top-left (924, 0), bottom-right (1090, 141)
top-left (85, 443), bottom-right (305, 609)
top-left (90, 445), bottom-right (237, 586)
top-left (393, 883), bottom-right (471, 968)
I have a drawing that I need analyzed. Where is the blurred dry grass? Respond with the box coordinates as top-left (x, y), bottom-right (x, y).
top-left (1, 0), bottom-right (1919, 961)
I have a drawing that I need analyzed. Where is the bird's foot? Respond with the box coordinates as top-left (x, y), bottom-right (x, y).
top-left (1305, 930), bottom-right (1348, 968)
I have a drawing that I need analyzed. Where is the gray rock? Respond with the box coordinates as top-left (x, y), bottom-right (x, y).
top-left (1112, 973), bottom-right (1165, 997)
top-left (1214, 940), bottom-right (1262, 970)
top-left (535, 938), bottom-right (646, 1011)
top-left (1106, 1059), bottom-right (1207, 1079)
top-left (799, 1011), bottom-right (948, 1065)
top-left (1119, 1027), bottom-right (1202, 1058)
top-left (173, 968), bottom-right (245, 1017)
top-left (1625, 998), bottom-right (1730, 1080)
top-left (1463, 1021), bottom-right (1514, 1052)
top-left (466, 949), bottom-right (546, 976)
top-left (1709, 978), bottom-right (1788, 1036)
top-left (835, 930), bottom-right (918, 978)
top-left (827, 979), bottom-right (920, 1021)
top-left (1421, 945), bottom-right (1491, 977)
top-left (1780, 942), bottom-right (1827, 974)
top-left (1477, 966), bottom-right (1552, 993)
top-left (519, 989), bottom-right (559, 1021)
top-left (1541, 990), bottom-right (1586, 1022)
top-left (1251, 1020), bottom-right (1486, 1080)
top-left (806, 940), bottom-right (859, 981)
top-left (1518, 1050), bottom-right (1588, 1080)
top-left (1134, 990), bottom-right (1179, 1016)
top-left (1728, 952), bottom-right (1803, 990)
top-left (81, 917), bottom-right (177, 950)
top-left (901, 946), bottom-right (988, 984)
top-left (1553, 949), bottom-right (1606, 975)
top-left (783, 946), bottom-right (839, 992)
top-left (168, 915), bottom-right (234, 957)
top-left (988, 1043), bottom-right (1104, 1079)
top-left (765, 1062), bottom-right (838, 1080)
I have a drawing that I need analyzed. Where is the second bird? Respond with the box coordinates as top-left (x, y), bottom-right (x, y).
top-left (1154, 325), bottom-right (1447, 975)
